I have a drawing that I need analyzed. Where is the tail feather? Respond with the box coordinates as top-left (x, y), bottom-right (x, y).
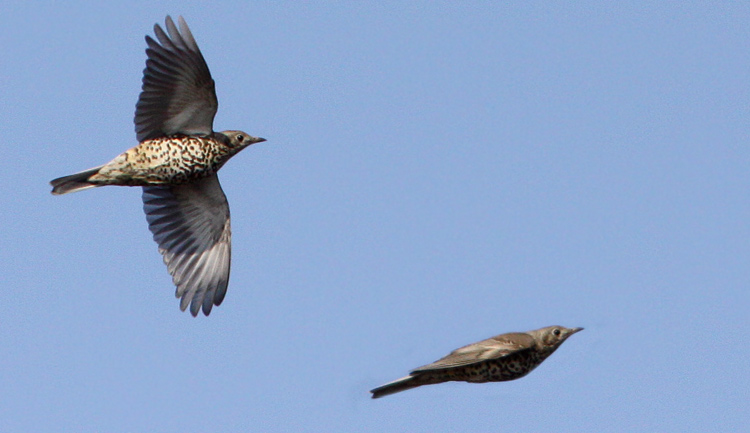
top-left (50, 166), bottom-right (104, 195)
top-left (370, 375), bottom-right (421, 399)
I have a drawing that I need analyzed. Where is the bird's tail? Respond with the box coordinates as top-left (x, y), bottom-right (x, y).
top-left (50, 166), bottom-right (104, 195)
top-left (370, 375), bottom-right (421, 399)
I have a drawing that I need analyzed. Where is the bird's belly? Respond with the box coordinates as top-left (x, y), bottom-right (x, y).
top-left (450, 357), bottom-right (537, 383)
top-left (91, 138), bottom-right (220, 186)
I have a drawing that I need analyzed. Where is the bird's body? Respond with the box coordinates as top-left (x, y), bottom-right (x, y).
top-left (50, 16), bottom-right (265, 316)
top-left (409, 341), bottom-right (547, 384)
top-left (55, 132), bottom-right (252, 192)
top-left (92, 135), bottom-right (229, 186)
top-left (370, 326), bottom-right (582, 399)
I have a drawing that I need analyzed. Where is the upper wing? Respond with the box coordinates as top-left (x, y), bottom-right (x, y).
top-left (411, 333), bottom-right (535, 373)
top-left (135, 16), bottom-right (218, 142)
top-left (142, 175), bottom-right (231, 316)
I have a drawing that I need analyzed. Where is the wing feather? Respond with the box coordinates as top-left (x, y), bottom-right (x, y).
top-left (142, 175), bottom-right (231, 316)
top-left (135, 16), bottom-right (218, 141)
top-left (411, 333), bottom-right (535, 373)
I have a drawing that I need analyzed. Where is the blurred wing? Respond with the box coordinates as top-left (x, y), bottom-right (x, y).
top-left (142, 175), bottom-right (231, 316)
top-left (411, 333), bottom-right (535, 373)
top-left (135, 15), bottom-right (218, 141)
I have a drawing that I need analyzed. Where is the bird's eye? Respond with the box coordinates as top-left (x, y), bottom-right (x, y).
top-left (236, 134), bottom-right (244, 142)
top-left (553, 328), bottom-right (561, 336)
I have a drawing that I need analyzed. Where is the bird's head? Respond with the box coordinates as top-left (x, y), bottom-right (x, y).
top-left (219, 130), bottom-right (266, 152)
top-left (529, 326), bottom-right (583, 351)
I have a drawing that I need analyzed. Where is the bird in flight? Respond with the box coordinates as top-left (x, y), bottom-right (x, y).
top-left (50, 16), bottom-right (265, 316)
top-left (371, 326), bottom-right (583, 398)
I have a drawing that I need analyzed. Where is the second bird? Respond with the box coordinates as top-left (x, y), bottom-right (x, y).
top-left (50, 16), bottom-right (265, 316)
top-left (371, 326), bottom-right (583, 398)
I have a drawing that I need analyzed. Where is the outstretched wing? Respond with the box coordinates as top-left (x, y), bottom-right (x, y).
top-left (135, 15), bottom-right (218, 141)
top-left (142, 175), bottom-right (231, 316)
top-left (411, 333), bottom-right (535, 373)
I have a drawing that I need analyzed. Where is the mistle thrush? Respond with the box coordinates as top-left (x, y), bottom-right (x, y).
top-left (370, 326), bottom-right (582, 398)
top-left (50, 16), bottom-right (265, 316)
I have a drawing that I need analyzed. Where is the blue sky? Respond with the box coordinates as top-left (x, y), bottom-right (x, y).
top-left (1, 2), bottom-right (748, 432)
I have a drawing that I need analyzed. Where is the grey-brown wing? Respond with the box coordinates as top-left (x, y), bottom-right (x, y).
top-left (135, 15), bottom-right (218, 142)
top-left (411, 333), bottom-right (535, 373)
top-left (142, 175), bottom-right (231, 316)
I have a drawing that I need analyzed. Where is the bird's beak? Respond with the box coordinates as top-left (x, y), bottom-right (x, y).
top-left (570, 327), bottom-right (584, 335)
top-left (254, 137), bottom-right (267, 144)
